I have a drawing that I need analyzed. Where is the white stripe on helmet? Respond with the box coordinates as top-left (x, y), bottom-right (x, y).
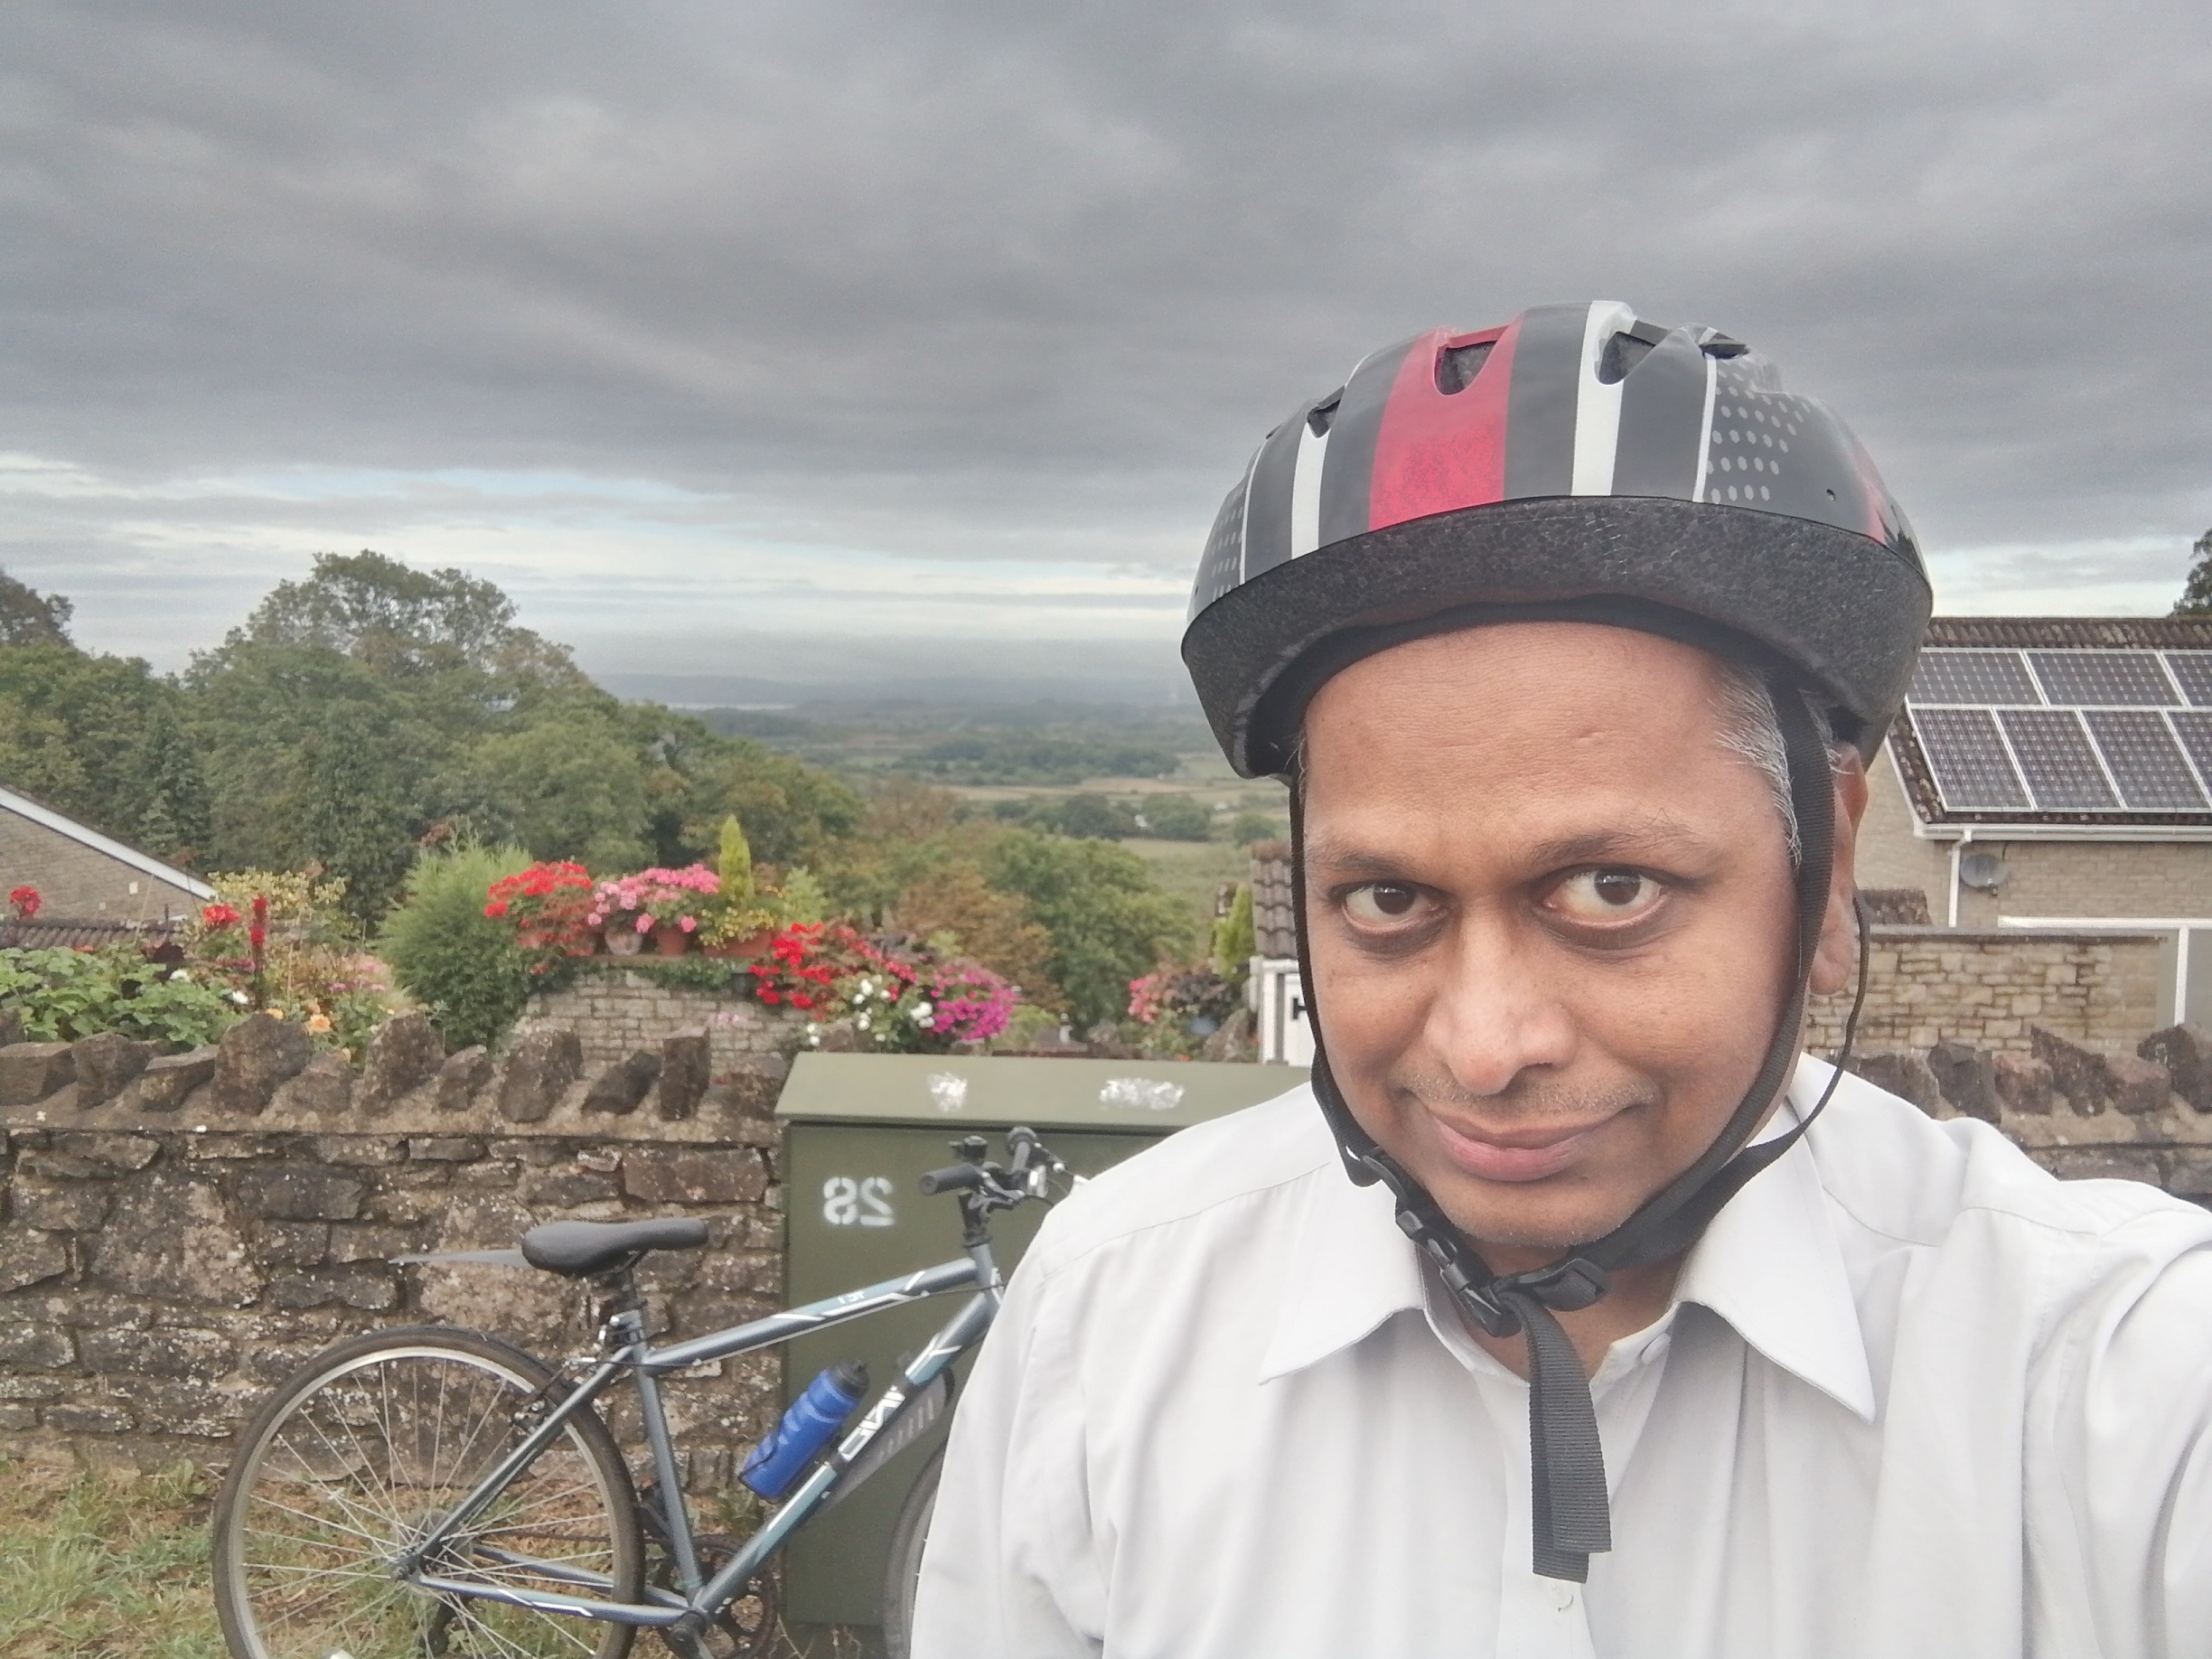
top-left (1569, 300), bottom-right (1638, 496)
top-left (1289, 417), bottom-right (1330, 558)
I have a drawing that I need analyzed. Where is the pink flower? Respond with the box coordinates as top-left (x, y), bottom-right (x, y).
top-left (586, 912), bottom-right (605, 927)
top-left (634, 914), bottom-right (654, 934)
top-left (679, 915), bottom-right (698, 933)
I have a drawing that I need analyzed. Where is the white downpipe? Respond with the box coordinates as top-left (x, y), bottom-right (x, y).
top-left (1946, 827), bottom-right (1975, 928)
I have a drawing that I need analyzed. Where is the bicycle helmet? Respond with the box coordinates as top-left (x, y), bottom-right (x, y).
top-left (1181, 301), bottom-right (1931, 1580)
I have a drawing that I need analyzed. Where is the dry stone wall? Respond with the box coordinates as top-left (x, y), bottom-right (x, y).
top-left (525, 970), bottom-right (802, 1072)
top-left (1804, 927), bottom-right (2163, 1056)
top-left (0, 987), bottom-right (810, 1482)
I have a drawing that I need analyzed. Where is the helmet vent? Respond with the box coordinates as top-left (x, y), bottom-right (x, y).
top-left (1307, 391), bottom-right (1343, 436)
top-left (1597, 331), bottom-right (1654, 385)
top-left (1434, 341), bottom-right (1494, 395)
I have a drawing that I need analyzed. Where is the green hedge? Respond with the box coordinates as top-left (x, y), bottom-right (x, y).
top-left (377, 845), bottom-right (533, 1050)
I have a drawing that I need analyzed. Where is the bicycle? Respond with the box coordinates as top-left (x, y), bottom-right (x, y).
top-left (211, 1126), bottom-right (1066, 1659)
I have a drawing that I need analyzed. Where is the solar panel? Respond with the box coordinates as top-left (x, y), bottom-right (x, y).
top-left (1907, 649), bottom-right (2040, 705)
top-left (1912, 708), bottom-right (2029, 811)
top-left (2164, 652), bottom-right (2212, 708)
top-left (2170, 711), bottom-right (2212, 794)
top-left (1998, 708), bottom-right (2116, 809)
top-left (2082, 710), bottom-right (2207, 809)
top-left (2026, 651), bottom-right (2177, 707)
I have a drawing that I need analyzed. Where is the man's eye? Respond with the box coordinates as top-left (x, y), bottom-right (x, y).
top-left (1549, 867), bottom-right (1664, 923)
top-left (1343, 883), bottom-right (1425, 925)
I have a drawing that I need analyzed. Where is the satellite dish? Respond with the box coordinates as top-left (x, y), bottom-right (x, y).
top-left (1959, 849), bottom-right (2009, 892)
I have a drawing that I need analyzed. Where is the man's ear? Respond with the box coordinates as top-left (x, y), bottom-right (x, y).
top-left (1808, 753), bottom-right (1870, 997)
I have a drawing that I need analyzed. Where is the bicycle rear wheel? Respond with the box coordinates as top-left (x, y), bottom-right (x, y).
top-left (213, 1326), bottom-right (644, 1659)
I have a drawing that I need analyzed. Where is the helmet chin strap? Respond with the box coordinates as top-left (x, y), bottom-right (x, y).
top-left (1287, 678), bottom-right (1874, 1581)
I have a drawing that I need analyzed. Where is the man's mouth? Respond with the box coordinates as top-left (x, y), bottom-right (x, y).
top-left (1424, 1110), bottom-right (1621, 1184)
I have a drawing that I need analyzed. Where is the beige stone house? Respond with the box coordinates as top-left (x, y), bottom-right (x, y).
top-left (1861, 617), bottom-right (2212, 927)
top-left (0, 783), bottom-right (212, 936)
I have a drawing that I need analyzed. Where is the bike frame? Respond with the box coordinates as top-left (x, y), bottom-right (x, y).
top-left (397, 1239), bottom-right (1004, 1631)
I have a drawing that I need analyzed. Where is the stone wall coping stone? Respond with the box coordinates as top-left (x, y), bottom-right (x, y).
top-left (1864, 926), bottom-right (2162, 943)
top-left (0, 1090), bottom-right (775, 1143)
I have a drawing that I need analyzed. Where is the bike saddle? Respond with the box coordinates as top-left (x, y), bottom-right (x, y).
top-left (519, 1217), bottom-right (709, 1278)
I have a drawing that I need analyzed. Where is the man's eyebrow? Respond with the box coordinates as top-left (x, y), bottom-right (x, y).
top-left (1301, 814), bottom-right (1718, 876)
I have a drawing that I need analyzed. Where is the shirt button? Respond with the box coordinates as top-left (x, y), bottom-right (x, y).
top-left (1549, 1580), bottom-right (1579, 1612)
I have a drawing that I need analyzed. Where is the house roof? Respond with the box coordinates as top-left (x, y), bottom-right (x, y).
top-left (1249, 840), bottom-right (1296, 959)
top-left (0, 916), bottom-right (183, 951)
top-left (1889, 617), bottom-right (2212, 830)
top-left (0, 784), bottom-right (217, 901)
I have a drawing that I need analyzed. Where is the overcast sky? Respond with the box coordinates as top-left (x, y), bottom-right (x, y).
top-left (4, 1), bottom-right (2208, 698)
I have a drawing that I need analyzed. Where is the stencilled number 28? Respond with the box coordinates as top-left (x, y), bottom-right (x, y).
top-left (821, 1176), bottom-right (895, 1228)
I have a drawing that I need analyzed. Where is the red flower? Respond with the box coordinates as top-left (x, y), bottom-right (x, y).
top-left (792, 993), bottom-right (814, 1009)
top-left (760, 989), bottom-right (782, 1004)
top-left (484, 898), bottom-right (510, 919)
top-left (200, 902), bottom-right (241, 930)
top-left (7, 885), bottom-right (41, 920)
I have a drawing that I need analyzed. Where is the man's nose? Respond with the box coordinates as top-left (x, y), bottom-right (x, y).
top-left (1422, 915), bottom-right (1579, 1097)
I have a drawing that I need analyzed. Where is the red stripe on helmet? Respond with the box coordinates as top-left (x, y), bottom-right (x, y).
top-left (1366, 322), bottom-right (1515, 532)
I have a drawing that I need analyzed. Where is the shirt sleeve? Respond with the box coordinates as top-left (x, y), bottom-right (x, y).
top-left (2034, 1215), bottom-right (2212, 1658)
top-left (909, 1238), bottom-right (1106, 1658)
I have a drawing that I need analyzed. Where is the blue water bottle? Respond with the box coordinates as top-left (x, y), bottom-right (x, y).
top-left (741, 1360), bottom-right (868, 1498)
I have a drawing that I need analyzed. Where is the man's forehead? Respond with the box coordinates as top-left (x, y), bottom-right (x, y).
top-left (1298, 618), bottom-right (1739, 752)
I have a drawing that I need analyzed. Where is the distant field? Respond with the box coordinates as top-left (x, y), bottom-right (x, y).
top-left (1122, 836), bottom-right (1259, 918)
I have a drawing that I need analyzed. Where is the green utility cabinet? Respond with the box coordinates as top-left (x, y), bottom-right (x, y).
top-left (775, 1054), bottom-right (1306, 1629)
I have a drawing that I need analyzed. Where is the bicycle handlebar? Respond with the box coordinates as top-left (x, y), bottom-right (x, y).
top-left (915, 1127), bottom-right (1064, 1207)
top-left (916, 1163), bottom-right (990, 1196)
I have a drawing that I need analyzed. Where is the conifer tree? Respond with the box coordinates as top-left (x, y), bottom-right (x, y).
top-left (2172, 529), bottom-right (2212, 616)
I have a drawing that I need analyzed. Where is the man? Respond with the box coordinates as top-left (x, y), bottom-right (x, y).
top-left (911, 303), bottom-right (2212, 1655)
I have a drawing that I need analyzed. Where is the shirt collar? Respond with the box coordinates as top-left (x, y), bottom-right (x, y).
top-left (1257, 1057), bottom-right (1876, 1423)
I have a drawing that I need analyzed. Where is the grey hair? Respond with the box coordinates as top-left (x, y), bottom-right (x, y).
top-left (1711, 661), bottom-right (1846, 867)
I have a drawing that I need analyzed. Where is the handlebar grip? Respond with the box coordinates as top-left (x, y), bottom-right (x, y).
top-left (918, 1164), bottom-right (989, 1196)
top-left (1006, 1126), bottom-right (1039, 1171)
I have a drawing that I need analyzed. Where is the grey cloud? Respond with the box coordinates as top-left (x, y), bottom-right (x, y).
top-left (2, 0), bottom-right (2208, 640)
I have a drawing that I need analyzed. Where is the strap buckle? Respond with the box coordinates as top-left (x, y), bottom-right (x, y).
top-left (1498, 1256), bottom-right (1609, 1313)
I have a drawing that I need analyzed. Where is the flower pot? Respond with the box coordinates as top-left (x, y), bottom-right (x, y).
top-left (653, 927), bottom-right (693, 957)
top-left (703, 929), bottom-right (774, 961)
top-left (605, 927), bottom-right (645, 957)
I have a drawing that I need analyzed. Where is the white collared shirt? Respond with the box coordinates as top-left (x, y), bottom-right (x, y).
top-left (912, 1058), bottom-right (2212, 1658)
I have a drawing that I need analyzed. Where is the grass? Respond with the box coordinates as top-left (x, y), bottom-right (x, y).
top-left (0, 1448), bottom-right (886, 1659)
top-left (0, 1450), bottom-right (225, 1659)
top-left (1120, 837), bottom-right (1258, 918)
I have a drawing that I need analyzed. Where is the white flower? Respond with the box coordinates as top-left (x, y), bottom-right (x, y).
top-left (914, 1001), bottom-right (933, 1019)
top-left (229, 989), bottom-right (250, 1006)
top-left (169, 969), bottom-right (191, 982)
top-left (857, 1015), bottom-right (871, 1030)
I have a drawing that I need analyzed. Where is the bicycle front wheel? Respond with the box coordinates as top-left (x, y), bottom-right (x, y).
top-left (213, 1326), bottom-right (644, 1659)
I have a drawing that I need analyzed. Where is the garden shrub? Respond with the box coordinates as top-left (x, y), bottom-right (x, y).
top-left (379, 844), bottom-right (533, 1050)
top-left (0, 947), bottom-right (239, 1048)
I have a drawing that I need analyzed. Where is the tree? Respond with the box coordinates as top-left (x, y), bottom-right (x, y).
top-left (239, 550), bottom-right (584, 692)
top-left (1212, 882), bottom-right (1256, 982)
top-left (436, 711), bottom-right (653, 873)
top-left (896, 860), bottom-right (1063, 1009)
top-left (0, 568), bottom-right (71, 647)
top-left (1137, 794), bottom-right (1212, 840)
top-left (1034, 793), bottom-right (1139, 839)
top-left (2173, 529), bottom-right (2212, 617)
top-left (0, 643), bottom-right (207, 859)
top-left (136, 698), bottom-right (214, 868)
top-left (185, 641), bottom-right (440, 922)
top-left (983, 830), bottom-right (1196, 1028)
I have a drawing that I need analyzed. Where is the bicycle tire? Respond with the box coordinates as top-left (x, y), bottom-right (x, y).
top-left (212, 1325), bottom-right (645, 1659)
top-left (878, 1443), bottom-right (944, 1659)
